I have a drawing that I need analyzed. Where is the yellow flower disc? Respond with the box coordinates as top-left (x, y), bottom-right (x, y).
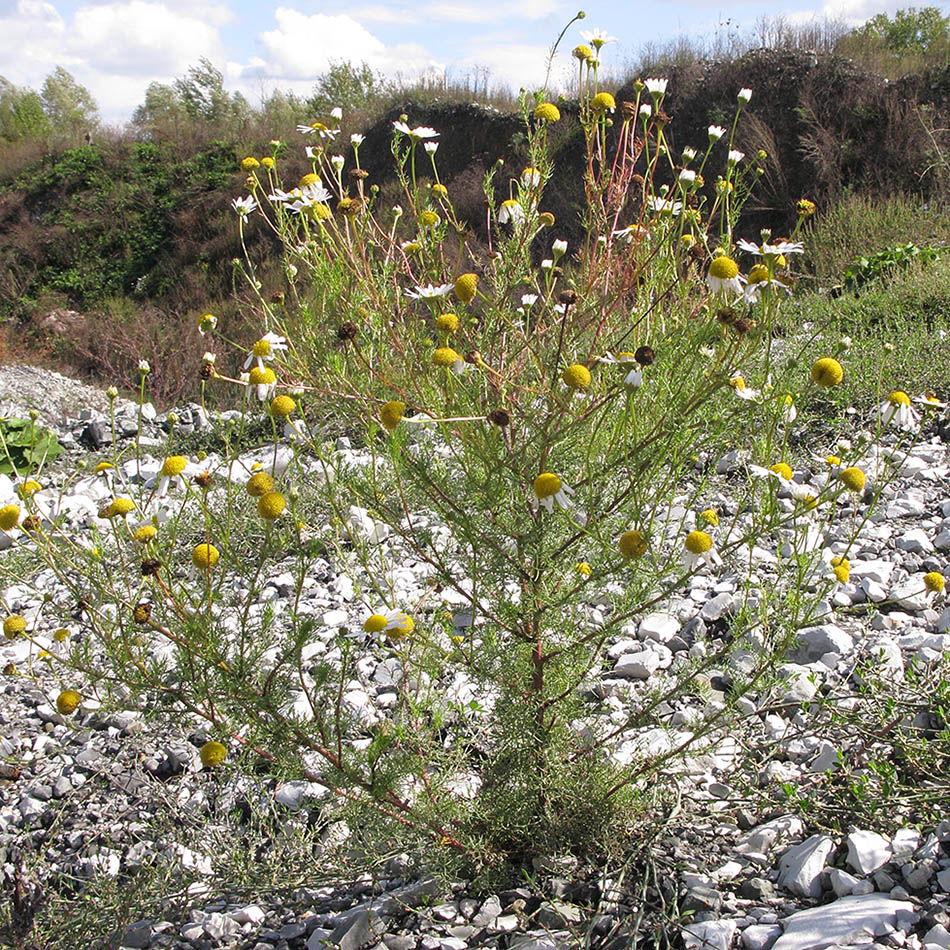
top-left (619, 530), bottom-right (648, 560)
top-left (19, 479), bottom-right (41, 498)
top-left (161, 455), bottom-right (187, 477)
top-left (240, 156), bottom-right (259, 171)
top-left (110, 498), bottom-right (136, 516)
top-left (748, 263), bottom-right (770, 284)
top-left (833, 563), bottom-right (850, 584)
top-left (252, 338), bottom-right (272, 357)
top-left (534, 102), bottom-right (561, 122)
top-left (924, 571), bottom-right (946, 593)
top-left (3, 615), bottom-right (26, 639)
top-left (363, 613), bottom-right (389, 633)
top-left (700, 509), bottom-right (719, 527)
top-left (56, 689), bottom-right (81, 715)
top-left (887, 390), bottom-right (911, 406)
top-left (249, 366), bottom-right (276, 386)
top-left (419, 210), bottom-right (440, 228)
top-left (270, 395), bottom-right (296, 418)
top-left (200, 741), bottom-right (227, 767)
top-left (454, 273), bottom-right (478, 303)
top-left (435, 313), bottom-right (459, 334)
top-left (769, 462), bottom-right (793, 480)
top-left (246, 472), bottom-right (275, 497)
top-left (387, 614), bottom-right (414, 639)
top-left (575, 562), bottom-right (592, 576)
top-left (0, 504), bottom-right (20, 530)
top-left (53, 628), bottom-right (70, 642)
top-left (839, 467), bottom-right (866, 493)
top-left (258, 491), bottom-right (287, 520)
top-left (261, 157), bottom-right (274, 169)
top-left (380, 401), bottom-right (406, 431)
top-left (685, 530), bottom-right (713, 554)
top-left (432, 346), bottom-right (461, 368)
top-left (133, 524), bottom-right (157, 543)
top-left (533, 472), bottom-right (562, 500)
top-left (826, 455), bottom-right (841, 466)
top-left (299, 172), bottom-right (319, 188)
top-left (192, 543), bottom-right (220, 570)
top-left (573, 44), bottom-right (593, 60)
top-left (709, 256), bottom-right (739, 280)
top-left (562, 364), bottom-right (592, 390)
top-left (431, 183), bottom-right (448, 198)
top-left (811, 357), bottom-right (844, 388)
top-left (591, 92), bottom-right (616, 113)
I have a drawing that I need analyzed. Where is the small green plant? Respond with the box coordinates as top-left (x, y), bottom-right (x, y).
top-left (0, 415), bottom-right (62, 475)
top-left (844, 241), bottom-right (940, 291)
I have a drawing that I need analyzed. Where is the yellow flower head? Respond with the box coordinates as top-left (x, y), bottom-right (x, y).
top-left (435, 313), bottom-right (460, 334)
top-left (924, 571), bottom-right (946, 593)
top-left (811, 357), bottom-right (844, 388)
top-left (832, 555), bottom-right (850, 584)
top-left (133, 524), bottom-right (157, 543)
top-left (619, 530), bottom-right (648, 560)
top-left (887, 390), bottom-right (911, 406)
top-left (0, 504), bottom-right (20, 531)
top-left (825, 455), bottom-right (841, 467)
top-left (432, 346), bottom-right (461, 368)
top-left (533, 472), bottom-right (562, 500)
top-left (575, 561), bottom-right (592, 576)
top-left (299, 172), bottom-right (319, 188)
top-left (249, 366), bottom-right (276, 386)
top-left (101, 497), bottom-right (135, 519)
top-left (454, 273), bottom-right (478, 303)
top-left (240, 156), bottom-right (260, 171)
top-left (192, 543), bottom-right (220, 570)
top-left (258, 491), bottom-right (286, 520)
top-left (19, 479), bottom-right (41, 499)
top-left (431, 183), bottom-right (448, 199)
top-left (700, 509), bottom-right (719, 527)
top-left (573, 44), bottom-right (593, 60)
top-left (161, 455), bottom-right (187, 477)
top-left (3, 615), bottom-right (27, 639)
top-left (748, 263), bottom-right (770, 284)
top-left (56, 689), bottom-right (81, 715)
top-left (94, 461), bottom-right (114, 475)
top-left (839, 467), bottom-right (866, 493)
top-left (53, 628), bottom-right (70, 642)
top-left (591, 92), bottom-right (616, 113)
top-left (200, 741), bottom-right (227, 767)
top-left (534, 102), bottom-right (561, 122)
top-left (685, 530), bottom-right (713, 555)
top-left (270, 395), bottom-right (296, 418)
top-left (261, 156), bottom-right (275, 169)
top-left (797, 198), bottom-right (816, 217)
top-left (563, 363), bottom-right (592, 390)
top-left (363, 611), bottom-right (415, 638)
top-left (380, 401), bottom-right (406, 431)
top-left (246, 472), bottom-right (275, 497)
top-left (769, 462), bottom-right (793, 480)
top-left (419, 210), bottom-right (440, 228)
top-left (709, 256), bottom-right (739, 280)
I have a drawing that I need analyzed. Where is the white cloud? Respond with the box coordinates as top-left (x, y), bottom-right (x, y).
top-left (68, 1), bottom-right (223, 74)
top-left (424, 0), bottom-right (564, 23)
top-left (352, 3), bottom-right (420, 24)
top-left (0, 0), bottom-right (70, 86)
top-left (455, 41), bottom-right (553, 93)
top-left (251, 8), bottom-right (387, 79)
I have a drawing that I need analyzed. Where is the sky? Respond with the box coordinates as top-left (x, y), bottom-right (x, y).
top-left (2, 0), bottom-right (948, 123)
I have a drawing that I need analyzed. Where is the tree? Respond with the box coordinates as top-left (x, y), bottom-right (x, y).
top-left (41, 66), bottom-right (99, 141)
top-left (0, 77), bottom-right (52, 142)
top-left (306, 61), bottom-right (386, 119)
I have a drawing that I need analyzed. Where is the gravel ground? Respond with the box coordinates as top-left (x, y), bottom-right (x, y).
top-left (1, 365), bottom-right (950, 950)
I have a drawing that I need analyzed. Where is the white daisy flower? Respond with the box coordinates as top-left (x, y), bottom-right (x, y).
top-left (351, 134), bottom-right (364, 146)
top-left (244, 332), bottom-right (288, 371)
top-left (683, 530), bottom-right (723, 571)
top-left (393, 121), bottom-right (439, 140)
top-left (706, 255), bottom-right (743, 294)
top-left (533, 472), bottom-right (574, 514)
top-left (497, 199), bottom-right (526, 224)
top-left (915, 390), bottom-right (945, 409)
top-left (644, 77), bottom-right (669, 96)
top-left (612, 224), bottom-right (649, 244)
top-left (737, 238), bottom-right (805, 257)
top-left (646, 196), bottom-right (682, 215)
top-left (405, 283), bottom-right (454, 300)
top-left (425, 142), bottom-right (438, 154)
top-left (682, 146), bottom-right (697, 162)
top-left (363, 609), bottom-right (415, 638)
top-left (708, 125), bottom-right (726, 141)
top-left (728, 376), bottom-right (759, 400)
top-left (679, 169), bottom-right (697, 185)
top-left (727, 149), bottom-right (745, 165)
top-left (330, 106), bottom-right (343, 120)
top-left (580, 27), bottom-right (618, 48)
top-left (298, 122), bottom-right (338, 140)
top-left (738, 87), bottom-right (753, 104)
top-left (879, 390), bottom-right (921, 430)
top-left (232, 195), bottom-right (258, 218)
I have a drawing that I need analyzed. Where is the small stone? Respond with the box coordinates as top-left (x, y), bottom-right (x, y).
top-left (847, 830), bottom-right (893, 875)
top-left (777, 834), bottom-right (835, 898)
top-left (742, 924), bottom-right (782, 950)
top-left (683, 919), bottom-right (737, 950)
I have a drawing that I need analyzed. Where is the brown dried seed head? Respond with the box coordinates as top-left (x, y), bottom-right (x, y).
top-left (141, 558), bottom-right (162, 577)
top-left (634, 345), bottom-right (655, 366)
top-left (716, 307), bottom-right (738, 325)
top-left (488, 408), bottom-right (511, 427)
top-left (337, 322), bottom-right (358, 341)
top-left (621, 100), bottom-right (638, 119)
top-left (558, 289), bottom-right (577, 305)
top-left (194, 472), bottom-right (214, 489)
top-left (349, 168), bottom-right (368, 180)
top-left (133, 602), bottom-right (152, 624)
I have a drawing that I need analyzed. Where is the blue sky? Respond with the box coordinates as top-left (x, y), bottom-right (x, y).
top-left (2, 0), bottom-right (946, 123)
